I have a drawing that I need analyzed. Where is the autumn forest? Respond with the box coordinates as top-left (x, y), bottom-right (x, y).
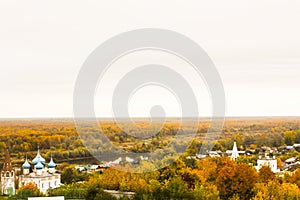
top-left (1, 117), bottom-right (300, 199)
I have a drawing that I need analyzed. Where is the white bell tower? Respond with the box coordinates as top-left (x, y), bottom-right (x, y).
top-left (1, 148), bottom-right (15, 196)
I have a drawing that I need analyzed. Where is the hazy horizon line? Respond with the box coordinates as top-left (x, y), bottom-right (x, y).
top-left (0, 116), bottom-right (299, 120)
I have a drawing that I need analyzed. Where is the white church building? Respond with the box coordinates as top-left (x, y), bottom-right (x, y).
top-left (255, 154), bottom-right (280, 173)
top-left (18, 148), bottom-right (61, 194)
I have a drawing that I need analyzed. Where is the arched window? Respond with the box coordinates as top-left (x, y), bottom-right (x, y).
top-left (6, 171), bottom-right (10, 177)
top-left (11, 171), bottom-right (14, 177)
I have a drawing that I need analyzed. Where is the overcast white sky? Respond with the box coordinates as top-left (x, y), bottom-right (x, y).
top-left (0, 0), bottom-right (300, 118)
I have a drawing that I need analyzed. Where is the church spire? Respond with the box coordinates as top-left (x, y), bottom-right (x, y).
top-left (2, 148), bottom-right (12, 171)
top-left (231, 141), bottom-right (239, 160)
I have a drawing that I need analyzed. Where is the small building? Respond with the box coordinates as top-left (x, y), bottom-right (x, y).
top-left (85, 164), bottom-right (100, 172)
top-left (0, 148), bottom-right (15, 196)
top-left (75, 166), bottom-right (86, 172)
top-left (286, 146), bottom-right (294, 151)
top-left (196, 154), bottom-right (207, 159)
top-left (125, 157), bottom-right (134, 163)
top-left (285, 157), bottom-right (297, 164)
top-left (207, 151), bottom-right (220, 158)
top-left (107, 157), bottom-right (122, 167)
top-left (293, 144), bottom-right (300, 148)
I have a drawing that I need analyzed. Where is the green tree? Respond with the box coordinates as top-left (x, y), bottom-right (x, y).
top-left (16, 183), bottom-right (44, 199)
top-left (165, 177), bottom-right (194, 199)
top-left (61, 166), bottom-right (80, 184)
top-left (284, 131), bottom-right (297, 145)
top-left (193, 184), bottom-right (220, 200)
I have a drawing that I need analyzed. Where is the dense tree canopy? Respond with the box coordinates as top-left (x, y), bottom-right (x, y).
top-left (2, 118), bottom-right (300, 199)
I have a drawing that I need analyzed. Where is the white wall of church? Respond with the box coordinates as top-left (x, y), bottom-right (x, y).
top-left (257, 159), bottom-right (278, 173)
top-left (19, 174), bottom-right (61, 194)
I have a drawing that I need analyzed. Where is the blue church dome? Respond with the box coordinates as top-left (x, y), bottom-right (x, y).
top-left (48, 157), bottom-right (56, 168)
top-left (22, 155), bottom-right (31, 169)
top-left (35, 161), bottom-right (44, 170)
top-left (32, 148), bottom-right (46, 165)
